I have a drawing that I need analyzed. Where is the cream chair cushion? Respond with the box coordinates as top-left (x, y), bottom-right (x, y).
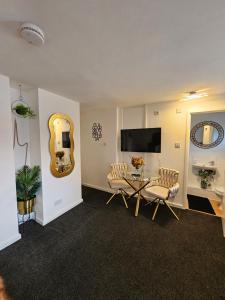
top-left (145, 185), bottom-right (169, 200)
top-left (107, 173), bottom-right (129, 189)
top-left (109, 179), bottom-right (129, 189)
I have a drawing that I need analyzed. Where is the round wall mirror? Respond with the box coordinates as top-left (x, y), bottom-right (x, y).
top-left (190, 121), bottom-right (224, 149)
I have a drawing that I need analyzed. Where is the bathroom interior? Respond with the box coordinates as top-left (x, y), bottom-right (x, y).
top-left (187, 111), bottom-right (225, 217)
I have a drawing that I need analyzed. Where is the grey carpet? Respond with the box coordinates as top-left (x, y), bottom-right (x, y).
top-left (0, 186), bottom-right (225, 300)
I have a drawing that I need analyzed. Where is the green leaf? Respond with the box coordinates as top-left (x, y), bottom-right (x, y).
top-left (16, 165), bottom-right (41, 200)
top-left (13, 104), bottom-right (36, 118)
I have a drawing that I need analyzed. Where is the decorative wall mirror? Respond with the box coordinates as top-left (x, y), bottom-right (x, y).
top-left (49, 113), bottom-right (75, 177)
top-left (190, 121), bottom-right (224, 149)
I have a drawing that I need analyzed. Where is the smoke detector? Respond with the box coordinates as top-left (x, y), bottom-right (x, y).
top-left (19, 23), bottom-right (45, 46)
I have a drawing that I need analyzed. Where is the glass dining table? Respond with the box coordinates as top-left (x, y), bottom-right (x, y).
top-left (123, 174), bottom-right (159, 217)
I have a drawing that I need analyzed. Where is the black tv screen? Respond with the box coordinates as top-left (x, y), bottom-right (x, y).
top-left (121, 128), bottom-right (161, 153)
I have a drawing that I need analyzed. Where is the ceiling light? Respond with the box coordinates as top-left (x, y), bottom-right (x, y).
top-left (182, 90), bottom-right (208, 101)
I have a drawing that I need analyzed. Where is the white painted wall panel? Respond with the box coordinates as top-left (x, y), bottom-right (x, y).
top-left (81, 108), bottom-right (118, 191)
top-left (38, 89), bottom-right (82, 225)
top-left (0, 75), bottom-right (20, 250)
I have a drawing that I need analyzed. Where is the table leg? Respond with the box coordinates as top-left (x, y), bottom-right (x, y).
top-left (135, 192), bottom-right (141, 217)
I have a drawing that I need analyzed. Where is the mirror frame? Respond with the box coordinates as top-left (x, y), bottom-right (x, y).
top-left (190, 120), bottom-right (224, 149)
top-left (49, 113), bottom-right (75, 178)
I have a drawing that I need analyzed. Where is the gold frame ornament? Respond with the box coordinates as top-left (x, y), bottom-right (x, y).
top-left (49, 113), bottom-right (75, 178)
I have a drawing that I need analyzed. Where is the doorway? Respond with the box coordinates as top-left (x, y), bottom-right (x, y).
top-left (185, 111), bottom-right (225, 218)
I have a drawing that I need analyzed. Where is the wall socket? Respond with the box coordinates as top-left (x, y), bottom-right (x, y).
top-left (176, 108), bottom-right (182, 114)
top-left (54, 198), bottom-right (62, 206)
top-left (174, 142), bottom-right (181, 148)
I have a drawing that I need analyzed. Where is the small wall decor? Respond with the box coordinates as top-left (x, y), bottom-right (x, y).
top-left (92, 122), bottom-right (102, 141)
top-left (190, 120), bottom-right (224, 149)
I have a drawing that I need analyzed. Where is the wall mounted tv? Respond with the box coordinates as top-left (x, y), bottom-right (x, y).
top-left (121, 128), bottom-right (161, 153)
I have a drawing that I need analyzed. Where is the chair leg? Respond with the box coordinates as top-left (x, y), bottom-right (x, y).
top-left (152, 199), bottom-right (160, 220)
top-left (106, 193), bottom-right (116, 205)
top-left (145, 198), bottom-right (157, 206)
top-left (163, 200), bottom-right (179, 220)
top-left (135, 192), bottom-right (141, 217)
top-left (121, 191), bottom-right (128, 208)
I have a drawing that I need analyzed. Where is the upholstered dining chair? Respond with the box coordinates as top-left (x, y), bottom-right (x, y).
top-left (106, 163), bottom-right (130, 208)
top-left (145, 168), bottom-right (180, 221)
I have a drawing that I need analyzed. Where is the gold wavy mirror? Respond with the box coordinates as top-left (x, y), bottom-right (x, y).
top-left (49, 113), bottom-right (75, 177)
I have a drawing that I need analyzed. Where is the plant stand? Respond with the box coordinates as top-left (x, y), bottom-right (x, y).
top-left (17, 211), bottom-right (36, 234)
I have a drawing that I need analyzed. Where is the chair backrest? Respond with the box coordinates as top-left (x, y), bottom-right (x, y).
top-left (110, 163), bottom-right (128, 179)
top-left (158, 168), bottom-right (179, 188)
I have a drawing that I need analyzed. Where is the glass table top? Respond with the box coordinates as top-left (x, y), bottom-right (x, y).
top-left (123, 172), bottom-right (159, 183)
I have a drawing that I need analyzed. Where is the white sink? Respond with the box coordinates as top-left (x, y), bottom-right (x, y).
top-left (192, 163), bottom-right (217, 171)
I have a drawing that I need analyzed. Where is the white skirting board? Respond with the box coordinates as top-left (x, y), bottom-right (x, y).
top-left (35, 199), bottom-right (83, 226)
top-left (82, 183), bottom-right (184, 209)
top-left (0, 233), bottom-right (21, 251)
top-left (82, 182), bottom-right (112, 194)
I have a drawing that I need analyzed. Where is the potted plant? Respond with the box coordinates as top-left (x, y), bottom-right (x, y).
top-left (198, 169), bottom-right (215, 189)
top-left (16, 165), bottom-right (41, 215)
top-left (12, 103), bottom-right (36, 118)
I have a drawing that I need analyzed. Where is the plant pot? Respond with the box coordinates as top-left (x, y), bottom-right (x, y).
top-left (17, 198), bottom-right (35, 215)
top-left (201, 179), bottom-right (208, 189)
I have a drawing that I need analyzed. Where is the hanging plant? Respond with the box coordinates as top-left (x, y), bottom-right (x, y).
top-left (11, 84), bottom-right (36, 119)
top-left (12, 103), bottom-right (36, 118)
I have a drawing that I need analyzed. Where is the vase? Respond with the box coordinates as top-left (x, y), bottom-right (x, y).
top-left (201, 179), bottom-right (208, 189)
top-left (132, 167), bottom-right (139, 177)
top-left (17, 198), bottom-right (35, 215)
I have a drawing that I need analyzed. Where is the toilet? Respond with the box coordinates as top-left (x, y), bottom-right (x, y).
top-left (215, 186), bottom-right (225, 209)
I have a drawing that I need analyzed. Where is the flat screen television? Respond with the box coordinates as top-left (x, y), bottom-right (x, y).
top-left (121, 128), bottom-right (161, 153)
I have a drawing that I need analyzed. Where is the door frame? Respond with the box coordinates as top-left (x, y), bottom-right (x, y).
top-left (183, 109), bottom-right (225, 237)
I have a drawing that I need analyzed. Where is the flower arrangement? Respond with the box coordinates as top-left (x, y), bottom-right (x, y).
top-left (131, 156), bottom-right (144, 170)
top-left (198, 169), bottom-right (215, 189)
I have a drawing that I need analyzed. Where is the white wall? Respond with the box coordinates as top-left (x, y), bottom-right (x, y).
top-left (188, 112), bottom-right (225, 190)
top-left (81, 107), bottom-right (118, 191)
top-left (81, 96), bottom-right (225, 208)
top-left (38, 89), bottom-right (82, 225)
top-left (27, 87), bottom-right (43, 222)
top-left (0, 75), bottom-right (20, 250)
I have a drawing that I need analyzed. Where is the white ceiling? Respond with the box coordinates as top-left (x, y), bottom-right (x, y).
top-left (1, 0), bottom-right (225, 106)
